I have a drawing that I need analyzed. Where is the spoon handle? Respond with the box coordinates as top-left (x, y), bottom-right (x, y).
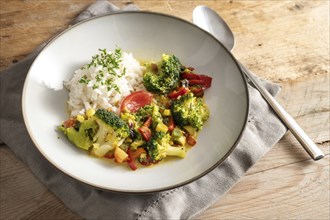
top-left (238, 61), bottom-right (324, 160)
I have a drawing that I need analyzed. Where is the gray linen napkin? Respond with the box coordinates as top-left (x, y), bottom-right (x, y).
top-left (0, 1), bottom-right (287, 219)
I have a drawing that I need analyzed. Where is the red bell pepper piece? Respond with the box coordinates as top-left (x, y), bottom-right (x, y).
top-left (186, 135), bottom-right (197, 146)
top-left (168, 87), bottom-right (189, 99)
top-left (103, 153), bottom-right (115, 159)
top-left (127, 148), bottom-right (146, 170)
top-left (63, 118), bottom-right (77, 128)
top-left (128, 148), bottom-right (146, 160)
top-left (181, 72), bottom-right (200, 80)
top-left (188, 79), bottom-right (206, 86)
top-left (138, 126), bottom-right (152, 142)
top-left (167, 116), bottom-right (175, 132)
top-left (181, 72), bottom-right (212, 88)
top-left (127, 160), bottom-right (138, 170)
top-left (189, 87), bottom-right (205, 97)
top-left (199, 75), bottom-right (212, 88)
top-left (143, 116), bottom-right (152, 127)
top-left (140, 155), bottom-right (156, 166)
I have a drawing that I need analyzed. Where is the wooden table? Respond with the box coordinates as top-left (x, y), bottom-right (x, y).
top-left (1, 1), bottom-right (329, 219)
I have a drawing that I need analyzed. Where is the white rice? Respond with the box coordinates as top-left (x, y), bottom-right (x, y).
top-left (64, 50), bottom-right (145, 116)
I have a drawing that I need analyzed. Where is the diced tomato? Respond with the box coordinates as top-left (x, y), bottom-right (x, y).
top-left (168, 87), bottom-right (189, 99)
top-left (120, 91), bottom-right (153, 113)
top-left (138, 126), bottom-right (152, 142)
top-left (63, 118), bottom-right (76, 128)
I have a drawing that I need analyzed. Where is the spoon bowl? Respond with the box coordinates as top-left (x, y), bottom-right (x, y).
top-left (193, 5), bottom-right (235, 51)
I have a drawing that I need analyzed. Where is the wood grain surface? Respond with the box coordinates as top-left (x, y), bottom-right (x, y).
top-left (1, 1), bottom-right (329, 219)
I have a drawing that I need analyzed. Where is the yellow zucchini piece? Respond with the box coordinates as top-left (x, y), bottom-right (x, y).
top-left (114, 147), bottom-right (128, 163)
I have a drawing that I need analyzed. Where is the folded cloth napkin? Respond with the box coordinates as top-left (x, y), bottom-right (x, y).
top-left (0, 1), bottom-right (287, 219)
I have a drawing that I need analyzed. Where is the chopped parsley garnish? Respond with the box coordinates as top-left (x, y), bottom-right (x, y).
top-left (78, 48), bottom-right (126, 93)
top-left (78, 75), bottom-right (90, 84)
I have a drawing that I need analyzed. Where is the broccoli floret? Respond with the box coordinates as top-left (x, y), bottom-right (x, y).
top-left (171, 127), bottom-right (186, 146)
top-left (135, 104), bottom-right (164, 129)
top-left (135, 105), bottom-right (154, 123)
top-left (59, 118), bottom-right (97, 150)
top-left (146, 132), bottom-right (186, 161)
top-left (92, 109), bottom-right (130, 156)
top-left (171, 92), bottom-right (209, 131)
top-left (93, 109), bottom-right (130, 145)
top-left (143, 54), bottom-right (182, 94)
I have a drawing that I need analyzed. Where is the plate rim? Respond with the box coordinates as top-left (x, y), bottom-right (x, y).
top-left (22, 10), bottom-right (250, 194)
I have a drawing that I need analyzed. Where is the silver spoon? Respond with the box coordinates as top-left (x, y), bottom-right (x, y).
top-left (193, 5), bottom-right (324, 160)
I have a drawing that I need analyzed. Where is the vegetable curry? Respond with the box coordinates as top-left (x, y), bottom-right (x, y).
top-left (59, 52), bottom-right (213, 170)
